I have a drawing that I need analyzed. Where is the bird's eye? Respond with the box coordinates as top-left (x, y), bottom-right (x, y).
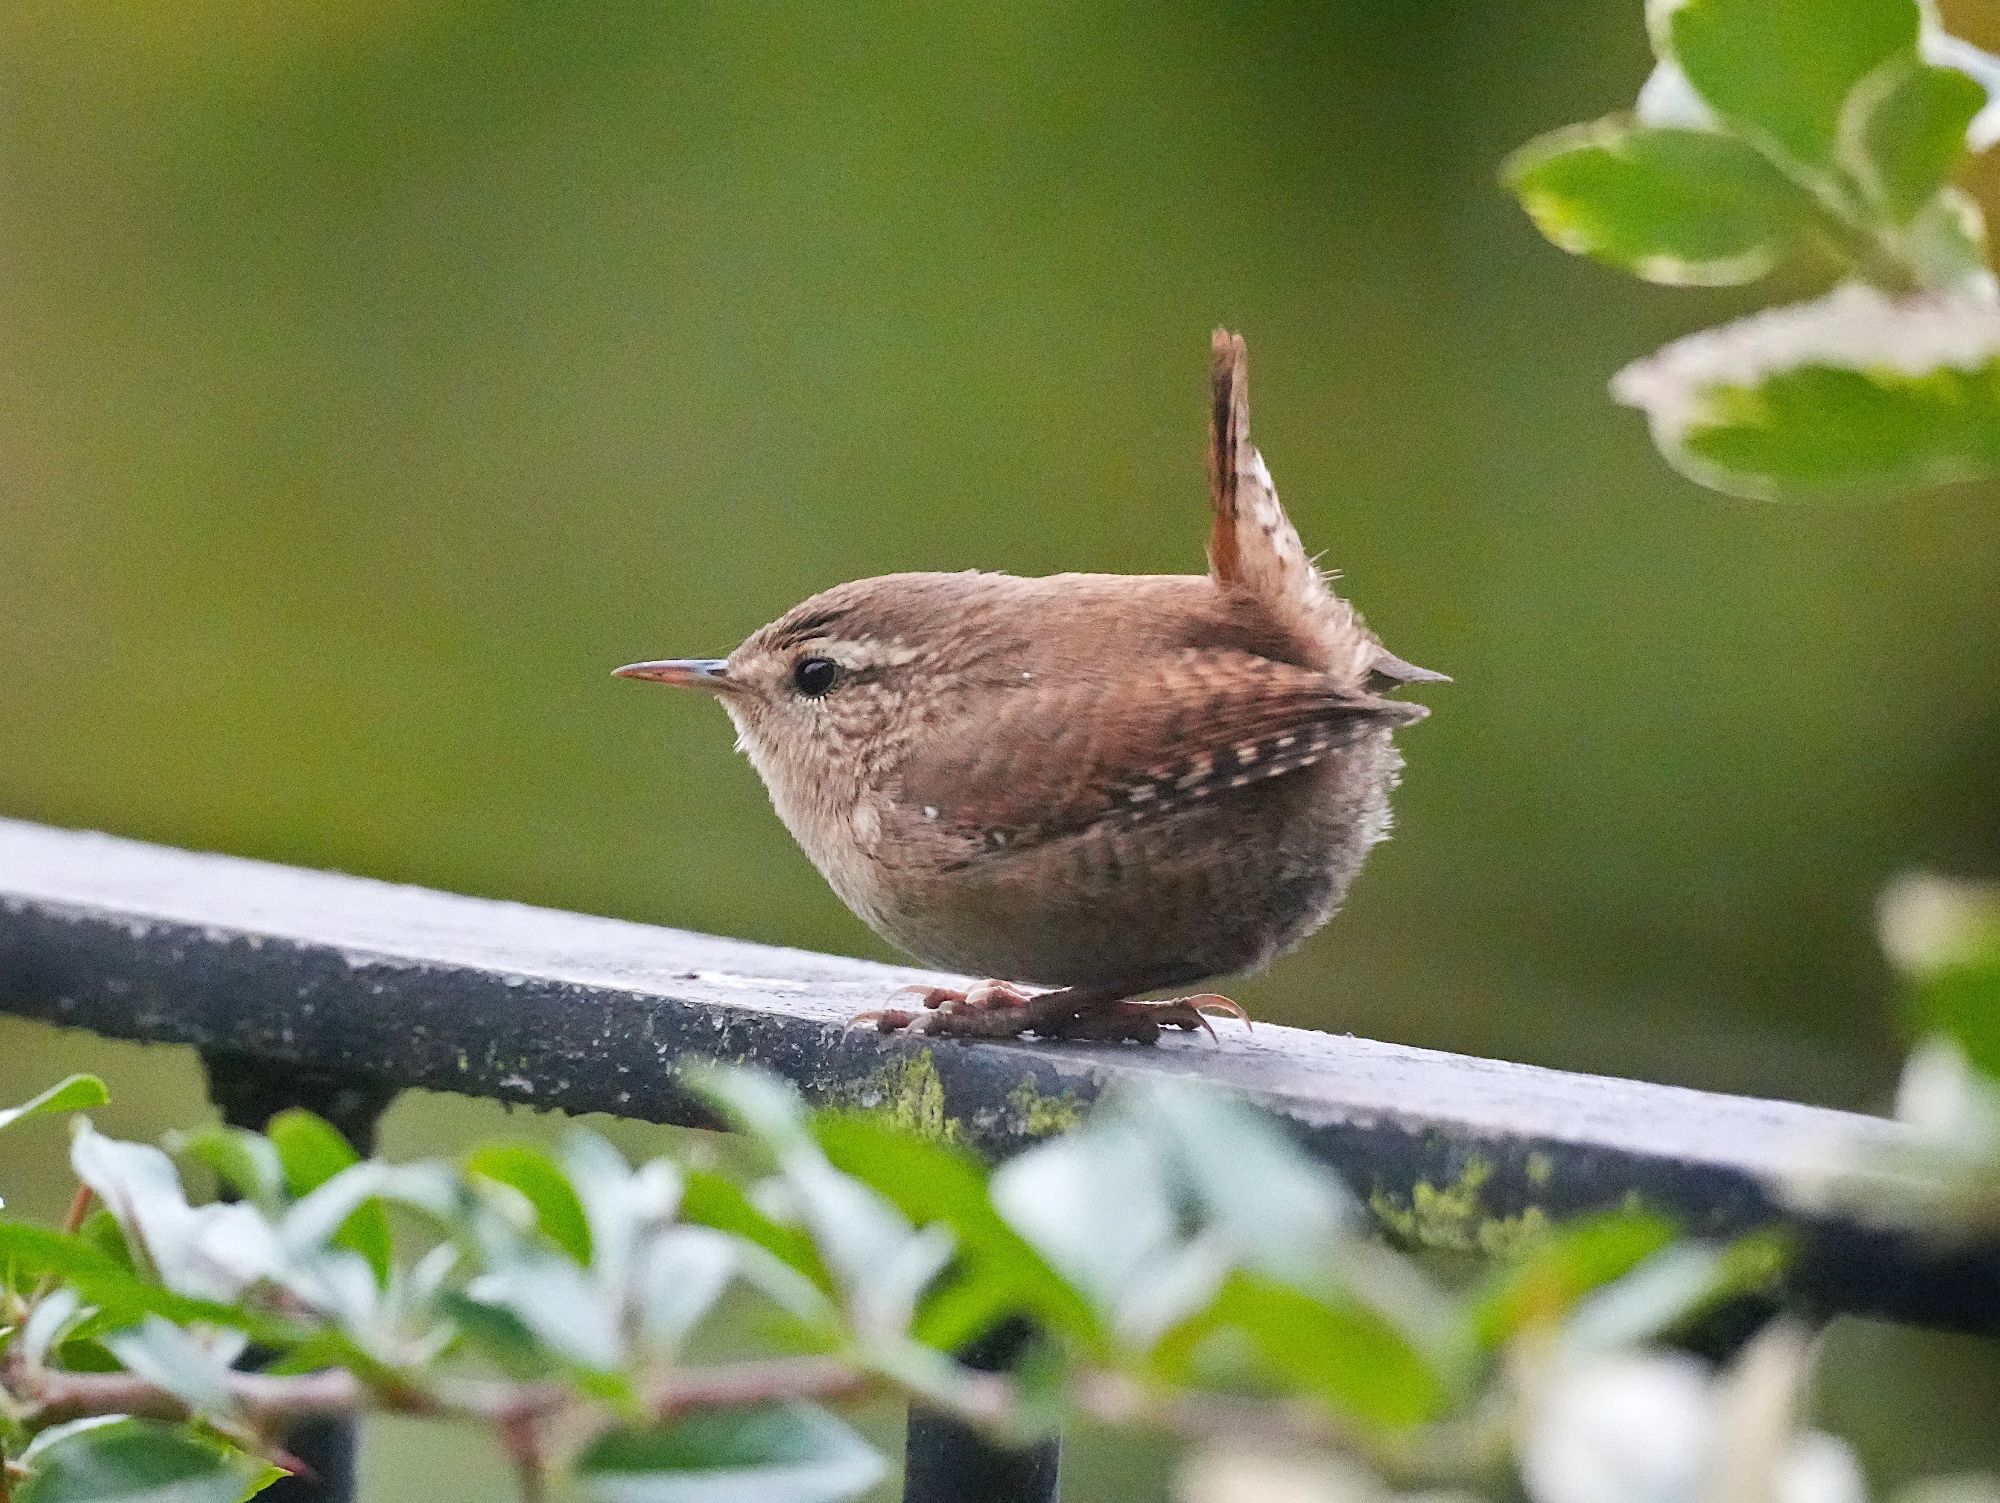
top-left (791, 656), bottom-right (841, 698)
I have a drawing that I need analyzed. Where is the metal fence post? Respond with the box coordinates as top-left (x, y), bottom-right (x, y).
top-left (902, 1319), bottom-right (1060, 1503)
top-left (201, 1050), bottom-right (398, 1503)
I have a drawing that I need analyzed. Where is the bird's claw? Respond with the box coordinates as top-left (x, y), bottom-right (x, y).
top-left (849, 980), bottom-right (1038, 1036)
top-left (892, 979), bottom-right (1037, 1011)
top-left (1096, 994), bottom-right (1250, 1043)
top-left (848, 983), bottom-right (1251, 1044)
top-left (845, 1007), bottom-right (922, 1033)
top-left (1182, 993), bottom-right (1251, 1028)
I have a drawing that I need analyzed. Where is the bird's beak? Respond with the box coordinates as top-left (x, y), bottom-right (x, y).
top-left (612, 658), bottom-right (735, 694)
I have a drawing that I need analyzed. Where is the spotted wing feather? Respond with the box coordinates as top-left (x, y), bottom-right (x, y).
top-left (901, 648), bottom-right (1423, 859)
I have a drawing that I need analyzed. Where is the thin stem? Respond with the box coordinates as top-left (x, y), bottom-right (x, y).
top-left (645, 1356), bottom-right (876, 1419)
top-left (6, 1344), bottom-right (1462, 1487)
top-left (1764, 141), bottom-right (1920, 294)
top-left (58, 1186), bottom-right (93, 1237)
top-left (500, 1414), bottom-right (546, 1503)
top-left (16, 1365), bottom-right (369, 1428)
top-left (512, 1456), bottom-right (546, 1503)
top-left (26, 1187), bottom-right (96, 1310)
top-left (7, 1354), bottom-right (889, 1433)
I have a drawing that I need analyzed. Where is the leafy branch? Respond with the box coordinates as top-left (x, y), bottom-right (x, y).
top-left (2, 1055), bottom-right (1992, 1503)
top-left (1790, 873), bottom-right (2000, 1235)
top-left (1504, 0), bottom-right (2000, 498)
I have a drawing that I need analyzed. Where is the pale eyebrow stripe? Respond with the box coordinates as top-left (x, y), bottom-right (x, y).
top-left (766, 607), bottom-right (853, 652)
top-left (815, 638), bottom-right (923, 671)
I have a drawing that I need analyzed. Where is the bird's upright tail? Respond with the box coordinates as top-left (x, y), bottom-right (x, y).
top-left (1206, 329), bottom-right (1368, 676)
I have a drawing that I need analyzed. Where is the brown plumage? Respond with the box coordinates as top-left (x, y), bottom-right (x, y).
top-left (615, 331), bottom-right (1440, 1042)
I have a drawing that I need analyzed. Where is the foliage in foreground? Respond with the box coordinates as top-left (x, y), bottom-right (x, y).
top-left (1791, 874), bottom-right (2000, 1236)
top-left (1, 1038), bottom-right (1998, 1503)
top-left (1504, 0), bottom-right (2000, 498)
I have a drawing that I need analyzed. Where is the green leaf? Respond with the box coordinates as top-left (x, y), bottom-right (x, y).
top-left (101, 1317), bottom-right (240, 1418)
top-left (577, 1404), bottom-right (884, 1503)
top-left (686, 1066), bottom-right (813, 1159)
top-left (674, 1173), bottom-right (839, 1341)
top-left (1470, 1212), bottom-right (1677, 1347)
top-left (268, 1110), bottom-right (392, 1286)
top-left (813, 1114), bottom-right (1100, 1349)
top-left (1844, 58), bottom-right (1985, 221)
top-left (905, 1269), bottom-right (1022, 1354)
top-left (266, 1110), bottom-right (363, 1191)
top-left (20, 1287), bottom-right (86, 1366)
top-left (1913, 968), bottom-right (2000, 1080)
top-left (17, 1417), bottom-right (284, 1503)
top-left (691, 1077), bottom-right (938, 1333)
top-left (1676, 361), bottom-right (2000, 490)
top-left (1790, 1038), bottom-right (2000, 1233)
top-left (1506, 118), bottom-right (1808, 284)
top-left (171, 1127), bottom-right (286, 1214)
top-left (776, 1156), bottom-right (925, 1323)
top-left (279, 1161), bottom-right (459, 1266)
top-left (436, 1289), bottom-right (555, 1378)
top-left (250, 1326), bottom-right (403, 1389)
top-left (1881, 877), bottom-right (2000, 1074)
top-left (0, 1223), bottom-right (157, 1299)
top-left (1659, 0), bottom-right (1921, 169)
top-left (1903, 188), bottom-right (1995, 296)
top-left (636, 1228), bottom-right (738, 1352)
top-left (678, 1170), bottom-right (832, 1297)
top-left (464, 1244), bottom-right (626, 1372)
top-left (1557, 1239), bottom-right (1779, 1354)
top-left (560, 1134), bottom-right (683, 1295)
top-left (466, 1143), bottom-right (593, 1263)
top-left (1925, 34), bottom-right (2000, 153)
top-left (1201, 1272), bottom-right (1446, 1430)
top-left (1120, 1086), bottom-right (1358, 1286)
top-left (1612, 283), bottom-right (2000, 496)
top-left (49, 1337), bottom-right (125, 1373)
top-left (0, 1225), bottom-right (303, 1347)
top-left (77, 1208), bottom-right (136, 1272)
top-left (989, 1121), bottom-right (1176, 1329)
top-left (70, 1125), bottom-right (188, 1284)
top-left (0, 1076), bottom-right (109, 1133)
top-left (70, 1126), bottom-right (272, 1301)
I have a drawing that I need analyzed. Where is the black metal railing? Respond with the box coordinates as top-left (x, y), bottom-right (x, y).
top-left (3, 816), bottom-right (1997, 1502)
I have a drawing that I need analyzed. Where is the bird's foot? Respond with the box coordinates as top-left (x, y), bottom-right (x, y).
top-left (1050, 994), bottom-right (1250, 1043)
top-left (1133, 993), bottom-right (1250, 1040)
top-left (848, 980), bottom-right (1041, 1038)
top-left (848, 983), bottom-right (1249, 1044)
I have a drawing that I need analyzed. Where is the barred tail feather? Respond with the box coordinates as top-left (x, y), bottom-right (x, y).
top-left (1206, 329), bottom-right (1368, 678)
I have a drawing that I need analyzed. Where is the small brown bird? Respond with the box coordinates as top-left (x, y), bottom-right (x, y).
top-left (616, 331), bottom-right (1441, 1042)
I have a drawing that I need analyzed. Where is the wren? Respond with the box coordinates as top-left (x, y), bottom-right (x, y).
top-left (616, 331), bottom-right (1441, 1043)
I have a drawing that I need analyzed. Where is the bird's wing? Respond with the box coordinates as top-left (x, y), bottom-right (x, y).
top-left (898, 647), bottom-right (1424, 858)
top-left (1207, 330), bottom-right (1376, 681)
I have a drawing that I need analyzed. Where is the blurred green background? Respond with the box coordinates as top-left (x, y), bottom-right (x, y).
top-left (4, 1), bottom-right (1999, 1496)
